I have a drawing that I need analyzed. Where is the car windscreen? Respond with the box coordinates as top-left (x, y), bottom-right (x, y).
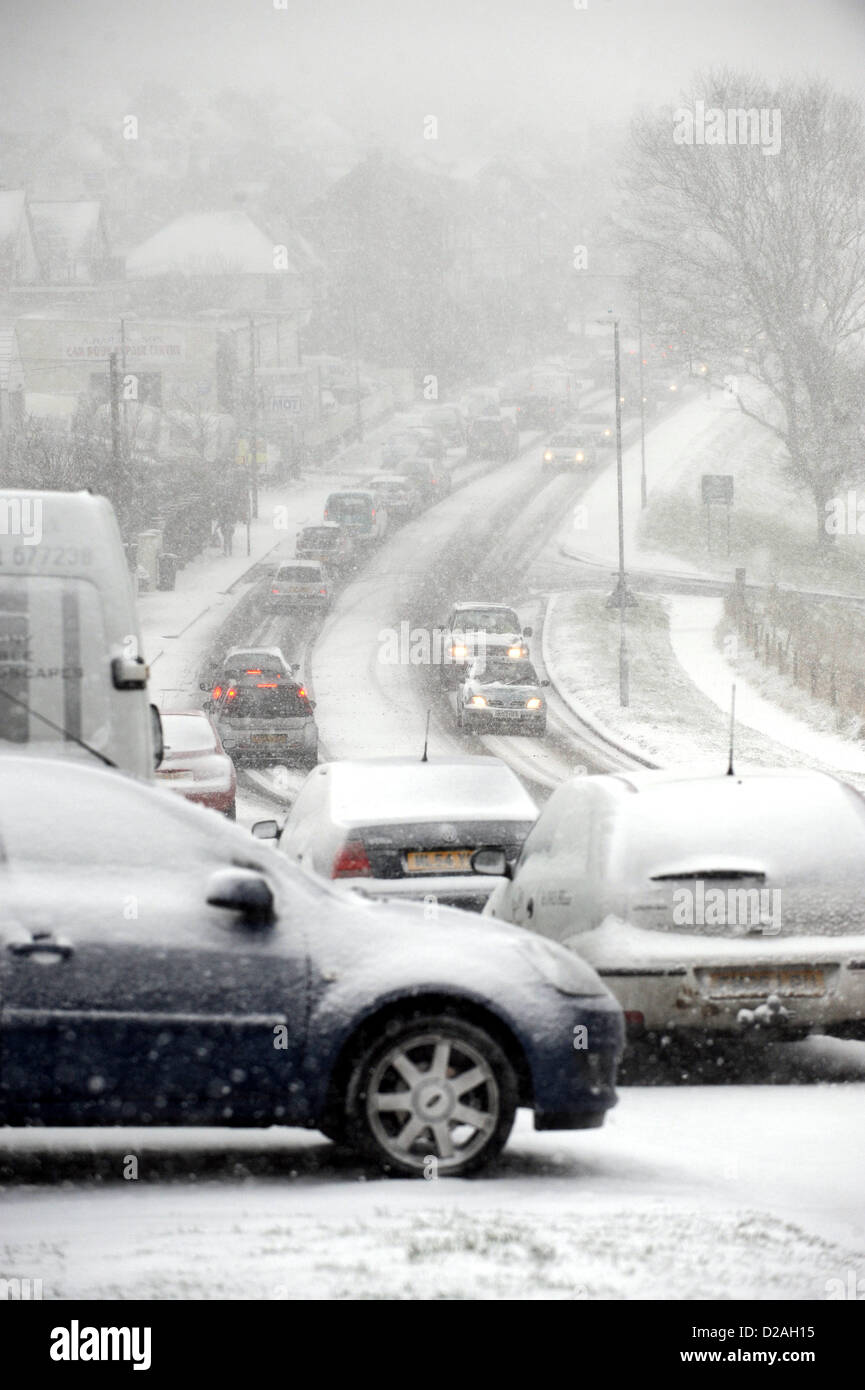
top-left (454, 610), bottom-right (520, 634)
top-left (220, 686), bottom-right (310, 718)
top-left (551, 436), bottom-right (584, 447)
top-left (474, 662), bottom-right (538, 685)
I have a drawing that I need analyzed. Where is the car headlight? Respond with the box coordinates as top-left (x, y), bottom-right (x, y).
top-left (517, 935), bottom-right (606, 997)
top-left (525, 696), bottom-right (543, 709)
top-left (575, 452), bottom-right (584, 461)
top-left (507, 645), bottom-right (527, 659)
top-left (451, 644), bottom-right (468, 660)
top-left (543, 450), bottom-right (554, 461)
top-left (470, 694), bottom-right (487, 707)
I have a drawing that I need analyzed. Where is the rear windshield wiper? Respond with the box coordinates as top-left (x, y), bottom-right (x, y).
top-left (650, 866), bottom-right (766, 882)
top-left (0, 684), bottom-right (118, 769)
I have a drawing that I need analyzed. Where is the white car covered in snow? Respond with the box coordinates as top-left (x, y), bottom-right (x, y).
top-left (479, 767), bottom-right (865, 1045)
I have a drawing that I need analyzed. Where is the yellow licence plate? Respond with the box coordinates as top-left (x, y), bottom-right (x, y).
top-left (404, 849), bottom-right (473, 874)
top-left (251, 734), bottom-right (288, 743)
top-left (703, 967), bottom-right (826, 998)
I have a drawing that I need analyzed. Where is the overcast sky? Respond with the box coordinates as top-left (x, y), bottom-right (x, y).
top-left (3, 0), bottom-right (863, 154)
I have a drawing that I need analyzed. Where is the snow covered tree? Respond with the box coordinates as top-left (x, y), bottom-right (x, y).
top-left (619, 72), bottom-right (865, 546)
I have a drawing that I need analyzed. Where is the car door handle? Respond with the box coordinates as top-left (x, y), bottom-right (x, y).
top-left (8, 936), bottom-right (74, 961)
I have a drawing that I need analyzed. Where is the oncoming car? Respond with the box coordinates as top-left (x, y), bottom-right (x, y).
top-left (437, 602), bottom-right (532, 688)
top-left (0, 754), bottom-right (624, 1177)
top-left (457, 658), bottom-right (550, 736)
top-left (541, 431), bottom-right (595, 472)
top-left (480, 768), bottom-right (865, 1048)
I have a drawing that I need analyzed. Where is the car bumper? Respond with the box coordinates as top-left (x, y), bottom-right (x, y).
top-left (591, 957), bottom-right (865, 1038)
top-left (462, 708), bottom-right (545, 733)
top-left (340, 873), bottom-right (508, 912)
top-left (525, 990), bottom-right (624, 1129)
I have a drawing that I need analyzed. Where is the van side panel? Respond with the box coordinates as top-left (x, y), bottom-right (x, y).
top-left (0, 490), bottom-right (154, 779)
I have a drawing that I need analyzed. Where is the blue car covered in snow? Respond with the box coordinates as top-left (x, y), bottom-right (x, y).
top-left (0, 756), bottom-right (624, 1176)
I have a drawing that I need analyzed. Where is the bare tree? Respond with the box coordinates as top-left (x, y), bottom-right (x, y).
top-left (618, 72), bottom-right (865, 545)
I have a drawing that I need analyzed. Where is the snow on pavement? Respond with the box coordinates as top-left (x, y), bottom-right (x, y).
top-left (668, 595), bottom-right (865, 778)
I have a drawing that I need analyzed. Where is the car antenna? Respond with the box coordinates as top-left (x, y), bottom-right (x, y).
top-left (0, 684), bottom-right (118, 768)
top-left (421, 708), bottom-right (431, 762)
top-left (726, 683), bottom-right (736, 776)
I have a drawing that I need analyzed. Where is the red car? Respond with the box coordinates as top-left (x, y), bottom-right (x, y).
top-left (155, 710), bottom-right (237, 818)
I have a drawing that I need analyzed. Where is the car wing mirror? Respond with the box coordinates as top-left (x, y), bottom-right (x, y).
top-left (540, 678), bottom-right (551, 687)
top-left (522, 626), bottom-right (533, 638)
top-left (206, 867), bottom-right (275, 924)
top-left (470, 847), bottom-right (510, 878)
top-left (251, 819), bottom-right (280, 841)
top-left (199, 681), bottom-right (210, 691)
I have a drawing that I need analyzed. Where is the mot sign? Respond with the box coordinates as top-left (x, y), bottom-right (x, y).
top-left (701, 474), bottom-right (734, 505)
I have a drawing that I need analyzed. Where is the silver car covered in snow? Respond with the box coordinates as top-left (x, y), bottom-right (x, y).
top-left (481, 768), bottom-right (865, 1044)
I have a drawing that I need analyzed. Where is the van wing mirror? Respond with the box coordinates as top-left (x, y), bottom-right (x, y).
top-left (149, 704), bottom-right (164, 769)
top-left (112, 655), bottom-right (149, 690)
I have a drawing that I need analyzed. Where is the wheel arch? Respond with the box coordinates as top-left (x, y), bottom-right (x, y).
top-left (317, 992), bottom-right (533, 1129)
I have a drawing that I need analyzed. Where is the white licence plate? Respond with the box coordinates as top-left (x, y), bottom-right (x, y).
top-left (251, 734), bottom-right (288, 744)
top-left (702, 967), bottom-right (826, 999)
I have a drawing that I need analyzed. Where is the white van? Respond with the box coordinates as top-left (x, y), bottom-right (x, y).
top-left (0, 489), bottom-right (160, 779)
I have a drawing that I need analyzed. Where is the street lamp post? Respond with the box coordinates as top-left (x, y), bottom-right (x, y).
top-left (636, 278), bottom-right (647, 510)
top-left (613, 317), bottom-right (630, 708)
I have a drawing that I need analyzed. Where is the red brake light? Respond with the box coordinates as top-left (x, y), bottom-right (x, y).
top-left (226, 687), bottom-right (237, 701)
top-left (297, 686), bottom-right (307, 698)
top-left (625, 1011), bottom-right (645, 1027)
top-left (212, 685), bottom-right (223, 700)
top-left (331, 840), bottom-right (372, 878)
top-left (256, 682), bottom-right (278, 688)
top-left (245, 668), bottom-right (262, 675)
top-left (319, 588), bottom-right (327, 595)
top-left (271, 588), bottom-right (279, 595)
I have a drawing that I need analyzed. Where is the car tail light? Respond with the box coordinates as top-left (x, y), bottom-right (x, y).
top-left (226, 687), bottom-right (237, 701)
top-left (212, 685), bottom-right (223, 700)
top-left (297, 686), bottom-right (307, 698)
top-left (271, 588), bottom-right (280, 595)
top-left (245, 668), bottom-right (262, 675)
top-left (625, 1011), bottom-right (644, 1027)
top-left (319, 588), bottom-right (327, 596)
top-left (332, 840), bottom-right (372, 878)
top-left (257, 682), bottom-right (278, 688)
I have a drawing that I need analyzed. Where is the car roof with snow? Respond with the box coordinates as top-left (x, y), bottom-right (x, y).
top-left (319, 756), bottom-right (538, 825)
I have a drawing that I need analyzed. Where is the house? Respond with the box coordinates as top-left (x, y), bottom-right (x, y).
top-left (125, 210), bottom-right (311, 314)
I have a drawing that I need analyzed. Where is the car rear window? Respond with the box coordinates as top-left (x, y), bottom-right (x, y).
top-left (221, 685), bottom-right (311, 718)
top-left (277, 565), bottom-right (322, 582)
top-left (299, 528), bottom-right (336, 548)
top-left (161, 715), bottom-right (216, 753)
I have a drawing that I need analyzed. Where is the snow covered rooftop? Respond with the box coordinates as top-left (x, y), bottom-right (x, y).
top-left (126, 211), bottom-right (283, 278)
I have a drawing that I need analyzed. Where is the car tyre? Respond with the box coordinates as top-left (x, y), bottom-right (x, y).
top-left (345, 1013), bottom-right (517, 1177)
